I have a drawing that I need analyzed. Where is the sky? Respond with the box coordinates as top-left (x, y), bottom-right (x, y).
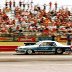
top-left (0, 0), bottom-right (72, 10)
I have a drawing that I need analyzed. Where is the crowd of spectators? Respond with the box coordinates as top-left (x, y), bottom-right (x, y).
top-left (0, 2), bottom-right (72, 38)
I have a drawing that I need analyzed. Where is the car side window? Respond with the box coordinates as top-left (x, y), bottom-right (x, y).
top-left (50, 42), bottom-right (56, 46)
top-left (46, 42), bottom-right (56, 46)
top-left (40, 42), bottom-right (47, 46)
top-left (40, 42), bottom-right (56, 47)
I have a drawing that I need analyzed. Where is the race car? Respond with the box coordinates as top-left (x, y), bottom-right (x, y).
top-left (15, 40), bottom-right (72, 55)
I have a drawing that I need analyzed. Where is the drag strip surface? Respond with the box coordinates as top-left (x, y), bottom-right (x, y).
top-left (0, 61), bottom-right (72, 72)
top-left (0, 52), bottom-right (72, 62)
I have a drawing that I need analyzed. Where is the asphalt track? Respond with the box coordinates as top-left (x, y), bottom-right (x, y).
top-left (0, 61), bottom-right (72, 72)
top-left (0, 52), bottom-right (72, 62)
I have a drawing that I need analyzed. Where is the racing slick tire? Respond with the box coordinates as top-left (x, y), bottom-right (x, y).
top-left (67, 51), bottom-right (71, 55)
top-left (55, 48), bottom-right (63, 54)
top-left (26, 49), bottom-right (33, 55)
top-left (65, 50), bottom-right (71, 55)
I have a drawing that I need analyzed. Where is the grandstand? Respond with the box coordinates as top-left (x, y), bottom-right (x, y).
top-left (0, 0), bottom-right (72, 46)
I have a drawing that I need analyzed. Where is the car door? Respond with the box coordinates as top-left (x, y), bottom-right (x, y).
top-left (47, 42), bottom-right (56, 52)
top-left (37, 42), bottom-right (50, 52)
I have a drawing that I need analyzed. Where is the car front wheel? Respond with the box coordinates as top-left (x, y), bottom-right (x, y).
top-left (56, 48), bottom-right (63, 54)
top-left (27, 49), bottom-right (33, 55)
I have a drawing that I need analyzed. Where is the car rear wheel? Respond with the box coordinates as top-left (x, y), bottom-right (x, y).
top-left (56, 48), bottom-right (63, 54)
top-left (27, 49), bottom-right (33, 55)
top-left (65, 50), bottom-right (71, 55)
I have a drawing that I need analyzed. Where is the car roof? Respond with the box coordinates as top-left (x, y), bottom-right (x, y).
top-left (39, 40), bottom-right (56, 42)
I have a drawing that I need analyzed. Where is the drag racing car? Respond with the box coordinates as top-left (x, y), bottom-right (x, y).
top-left (16, 40), bottom-right (72, 55)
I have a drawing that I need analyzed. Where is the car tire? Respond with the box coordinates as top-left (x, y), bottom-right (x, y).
top-left (66, 50), bottom-right (71, 55)
top-left (27, 49), bottom-right (33, 55)
top-left (55, 48), bottom-right (63, 54)
top-left (68, 51), bottom-right (71, 55)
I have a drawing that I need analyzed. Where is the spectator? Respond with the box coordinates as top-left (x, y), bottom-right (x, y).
top-left (66, 31), bottom-right (71, 45)
top-left (51, 34), bottom-right (56, 41)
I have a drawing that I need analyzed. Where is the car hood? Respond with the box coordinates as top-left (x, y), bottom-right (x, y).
top-left (18, 45), bottom-right (38, 49)
top-left (57, 44), bottom-right (70, 47)
top-left (56, 42), bottom-right (70, 47)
